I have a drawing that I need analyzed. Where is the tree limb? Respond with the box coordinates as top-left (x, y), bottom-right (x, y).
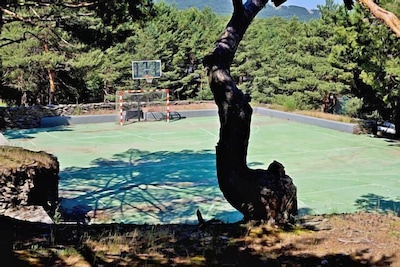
top-left (232, 0), bottom-right (244, 15)
top-left (2, 1), bottom-right (96, 9)
top-left (0, 6), bottom-right (31, 23)
top-left (358, 0), bottom-right (400, 37)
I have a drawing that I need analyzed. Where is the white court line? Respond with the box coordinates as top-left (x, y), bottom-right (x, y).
top-left (45, 130), bottom-right (136, 141)
top-left (29, 140), bottom-right (37, 147)
top-left (300, 183), bottom-right (374, 196)
top-left (198, 127), bottom-right (218, 139)
top-left (277, 122), bottom-right (398, 151)
top-left (296, 198), bottom-right (320, 214)
top-left (296, 173), bottom-right (399, 180)
top-left (250, 125), bottom-right (260, 135)
top-left (187, 120), bottom-right (219, 139)
top-left (45, 129), bottom-right (172, 145)
top-left (247, 146), bottom-right (365, 158)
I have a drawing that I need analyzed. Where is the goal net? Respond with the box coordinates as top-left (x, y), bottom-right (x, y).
top-left (116, 89), bottom-right (170, 125)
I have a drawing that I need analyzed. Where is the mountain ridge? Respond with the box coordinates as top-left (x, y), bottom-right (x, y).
top-left (155, 0), bottom-right (321, 21)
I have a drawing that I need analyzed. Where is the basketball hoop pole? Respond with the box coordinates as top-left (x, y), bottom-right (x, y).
top-left (166, 89), bottom-right (170, 123)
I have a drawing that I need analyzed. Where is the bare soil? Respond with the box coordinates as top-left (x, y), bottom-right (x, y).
top-left (7, 211), bottom-right (400, 266)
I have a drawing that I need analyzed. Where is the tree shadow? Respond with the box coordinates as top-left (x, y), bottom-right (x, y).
top-left (298, 207), bottom-right (316, 217)
top-left (355, 193), bottom-right (400, 215)
top-left (385, 138), bottom-right (400, 147)
top-left (59, 148), bottom-right (242, 224)
top-left (5, 220), bottom-right (396, 267)
top-left (3, 125), bottom-right (73, 140)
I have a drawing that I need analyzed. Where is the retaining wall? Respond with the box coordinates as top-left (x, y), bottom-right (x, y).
top-left (253, 108), bottom-right (359, 134)
top-left (39, 107), bottom-right (359, 134)
top-left (41, 114), bottom-right (117, 128)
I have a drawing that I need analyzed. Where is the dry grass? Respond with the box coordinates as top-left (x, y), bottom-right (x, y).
top-left (264, 103), bottom-right (357, 123)
top-left (294, 110), bottom-right (357, 123)
top-left (8, 211), bottom-right (400, 266)
top-left (0, 146), bottom-right (56, 169)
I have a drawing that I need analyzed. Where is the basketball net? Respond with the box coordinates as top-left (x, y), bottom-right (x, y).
top-left (144, 75), bottom-right (153, 84)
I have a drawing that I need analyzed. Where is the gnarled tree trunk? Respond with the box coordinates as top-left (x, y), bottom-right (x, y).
top-left (203, 0), bottom-right (297, 225)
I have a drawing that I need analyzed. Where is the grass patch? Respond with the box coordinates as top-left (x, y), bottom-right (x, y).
top-left (0, 146), bottom-right (56, 169)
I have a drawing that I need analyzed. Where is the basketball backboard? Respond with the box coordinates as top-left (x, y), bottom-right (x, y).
top-left (132, 60), bottom-right (162, 80)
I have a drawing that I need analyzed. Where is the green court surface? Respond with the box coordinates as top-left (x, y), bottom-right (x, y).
top-left (4, 115), bottom-right (400, 224)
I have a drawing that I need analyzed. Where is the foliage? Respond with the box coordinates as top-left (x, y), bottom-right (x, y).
top-left (344, 96), bottom-right (362, 117)
top-left (0, 0), bottom-right (399, 122)
top-left (0, 0), bottom-right (156, 104)
top-left (283, 95), bottom-right (298, 111)
top-left (327, 0), bottom-right (400, 121)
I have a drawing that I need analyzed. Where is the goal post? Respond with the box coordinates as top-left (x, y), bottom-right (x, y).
top-left (117, 89), bottom-right (170, 125)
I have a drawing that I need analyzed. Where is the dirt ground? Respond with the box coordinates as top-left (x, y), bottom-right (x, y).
top-left (7, 211), bottom-right (400, 266)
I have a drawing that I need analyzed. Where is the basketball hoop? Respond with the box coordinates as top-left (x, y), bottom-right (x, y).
top-left (144, 75), bottom-right (153, 84)
top-left (132, 60), bottom-right (161, 84)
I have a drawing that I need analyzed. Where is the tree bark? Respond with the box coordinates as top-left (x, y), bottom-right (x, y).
top-left (43, 43), bottom-right (55, 105)
top-left (203, 0), bottom-right (297, 225)
top-left (358, 0), bottom-right (400, 37)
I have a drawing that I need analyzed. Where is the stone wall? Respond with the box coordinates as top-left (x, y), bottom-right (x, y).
top-left (0, 147), bottom-right (59, 222)
top-left (0, 102), bottom-right (116, 130)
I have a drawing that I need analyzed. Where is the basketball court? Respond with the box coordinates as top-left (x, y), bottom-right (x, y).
top-left (4, 115), bottom-right (400, 224)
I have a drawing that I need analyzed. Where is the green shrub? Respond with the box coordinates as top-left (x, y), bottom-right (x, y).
top-left (195, 87), bottom-right (214, 101)
top-left (104, 94), bottom-right (116, 103)
top-left (283, 96), bottom-right (297, 111)
top-left (345, 97), bottom-right (362, 117)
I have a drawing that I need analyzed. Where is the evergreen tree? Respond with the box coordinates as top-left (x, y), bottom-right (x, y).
top-left (0, 0), bottom-right (155, 105)
top-left (327, 0), bottom-right (400, 124)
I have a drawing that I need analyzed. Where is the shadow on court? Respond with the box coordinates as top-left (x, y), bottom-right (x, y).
top-left (4, 126), bottom-right (72, 140)
top-left (59, 148), bottom-right (242, 224)
top-left (355, 193), bottom-right (400, 215)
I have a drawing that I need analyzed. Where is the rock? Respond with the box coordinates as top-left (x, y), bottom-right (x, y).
top-left (3, 206), bottom-right (53, 224)
top-left (0, 146), bottom-right (59, 222)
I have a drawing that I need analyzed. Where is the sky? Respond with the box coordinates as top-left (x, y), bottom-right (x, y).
top-left (280, 0), bottom-right (343, 9)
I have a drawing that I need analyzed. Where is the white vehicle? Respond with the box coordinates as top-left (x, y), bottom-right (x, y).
top-left (377, 121), bottom-right (396, 135)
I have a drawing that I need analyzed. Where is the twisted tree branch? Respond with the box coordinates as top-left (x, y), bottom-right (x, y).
top-left (358, 0), bottom-right (400, 37)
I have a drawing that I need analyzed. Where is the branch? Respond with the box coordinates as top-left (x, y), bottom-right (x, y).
top-left (0, 37), bottom-right (25, 48)
top-left (232, 0), bottom-right (244, 15)
top-left (357, 0), bottom-right (400, 37)
top-left (62, 2), bottom-right (97, 8)
top-left (271, 0), bottom-right (287, 7)
top-left (0, 6), bottom-right (31, 23)
top-left (0, 31), bottom-right (44, 48)
top-left (3, 1), bottom-right (96, 8)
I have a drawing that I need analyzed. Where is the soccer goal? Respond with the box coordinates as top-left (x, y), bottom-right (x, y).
top-left (116, 89), bottom-right (170, 125)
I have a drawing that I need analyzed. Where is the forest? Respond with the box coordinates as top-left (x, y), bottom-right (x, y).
top-left (0, 0), bottom-right (399, 125)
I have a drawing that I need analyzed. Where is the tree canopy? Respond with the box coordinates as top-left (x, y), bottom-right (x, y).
top-left (0, 0), bottom-right (399, 128)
